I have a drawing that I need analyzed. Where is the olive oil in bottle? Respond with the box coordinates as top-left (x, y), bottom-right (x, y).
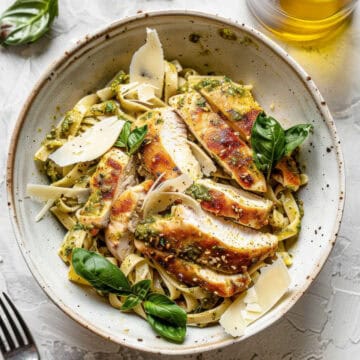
top-left (247, 0), bottom-right (358, 41)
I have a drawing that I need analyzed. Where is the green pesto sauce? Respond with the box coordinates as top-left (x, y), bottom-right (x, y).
top-left (104, 100), bottom-right (116, 114)
top-left (194, 79), bottom-right (221, 91)
top-left (135, 223), bottom-right (159, 240)
top-left (186, 184), bottom-right (212, 201)
top-left (84, 191), bottom-right (103, 215)
top-left (44, 160), bottom-right (62, 182)
top-left (196, 97), bottom-right (207, 107)
top-left (225, 83), bottom-right (244, 97)
top-left (178, 96), bottom-right (185, 106)
top-left (218, 28), bottom-right (237, 41)
top-left (181, 245), bottom-right (202, 261)
top-left (227, 109), bottom-right (242, 121)
top-left (110, 70), bottom-right (130, 90)
top-left (60, 112), bottom-right (73, 136)
top-left (73, 223), bottom-right (86, 231)
top-left (46, 127), bottom-right (56, 140)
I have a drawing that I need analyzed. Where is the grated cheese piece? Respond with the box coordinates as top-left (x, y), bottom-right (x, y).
top-left (34, 199), bottom-right (55, 222)
top-left (143, 191), bottom-right (202, 218)
top-left (48, 116), bottom-right (124, 167)
top-left (219, 293), bottom-right (248, 337)
top-left (187, 140), bottom-right (217, 176)
top-left (220, 258), bottom-right (291, 337)
top-left (27, 184), bottom-right (90, 203)
top-left (129, 28), bottom-right (164, 97)
top-left (137, 83), bottom-right (157, 103)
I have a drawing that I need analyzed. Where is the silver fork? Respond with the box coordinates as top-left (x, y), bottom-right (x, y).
top-left (0, 292), bottom-right (40, 359)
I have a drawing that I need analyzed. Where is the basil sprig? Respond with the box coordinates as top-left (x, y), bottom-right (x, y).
top-left (114, 121), bottom-right (148, 155)
top-left (71, 248), bottom-right (132, 295)
top-left (72, 248), bottom-right (187, 343)
top-left (147, 314), bottom-right (186, 343)
top-left (251, 113), bottom-right (313, 179)
top-left (284, 123), bottom-right (313, 155)
top-left (144, 294), bottom-right (187, 326)
top-left (0, 0), bottom-right (58, 46)
top-left (144, 294), bottom-right (187, 343)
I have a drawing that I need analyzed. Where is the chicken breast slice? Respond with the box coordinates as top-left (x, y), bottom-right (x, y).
top-left (169, 93), bottom-right (266, 192)
top-left (105, 180), bottom-right (153, 262)
top-left (186, 179), bottom-right (273, 229)
top-left (135, 204), bottom-right (278, 274)
top-left (135, 240), bottom-right (250, 297)
top-left (189, 76), bottom-right (262, 141)
top-left (77, 148), bottom-right (135, 228)
top-left (138, 108), bottom-right (202, 181)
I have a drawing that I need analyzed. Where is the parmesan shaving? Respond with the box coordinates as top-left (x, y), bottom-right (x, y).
top-left (141, 173), bottom-right (165, 211)
top-left (27, 184), bottom-right (90, 203)
top-left (129, 28), bottom-right (164, 97)
top-left (245, 303), bottom-right (262, 313)
top-left (247, 257), bottom-right (290, 313)
top-left (49, 116), bottom-right (125, 167)
top-left (137, 83), bottom-right (157, 103)
top-left (142, 173), bottom-right (192, 212)
top-left (219, 293), bottom-right (248, 336)
top-left (35, 199), bottom-right (55, 222)
top-left (187, 140), bottom-right (216, 176)
top-left (220, 258), bottom-right (290, 337)
top-left (119, 82), bottom-right (139, 96)
top-left (143, 191), bottom-right (202, 218)
top-left (156, 173), bottom-right (193, 193)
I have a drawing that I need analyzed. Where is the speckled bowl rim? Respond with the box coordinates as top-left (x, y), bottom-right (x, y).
top-left (6, 10), bottom-right (345, 355)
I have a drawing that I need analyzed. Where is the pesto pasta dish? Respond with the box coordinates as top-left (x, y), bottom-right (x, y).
top-left (27, 28), bottom-right (312, 343)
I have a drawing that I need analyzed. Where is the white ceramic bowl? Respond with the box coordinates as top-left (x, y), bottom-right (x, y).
top-left (7, 11), bottom-right (345, 355)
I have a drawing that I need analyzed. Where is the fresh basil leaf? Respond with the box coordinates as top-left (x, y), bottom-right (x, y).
top-left (71, 248), bottom-right (131, 295)
top-left (144, 293), bottom-right (187, 327)
top-left (0, 0), bottom-right (58, 46)
top-left (146, 314), bottom-right (186, 343)
top-left (131, 279), bottom-right (151, 301)
top-left (121, 279), bottom-right (152, 311)
top-left (121, 294), bottom-right (141, 311)
top-left (284, 124), bottom-right (313, 155)
top-left (127, 124), bottom-right (148, 155)
top-left (251, 112), bottom-right (285, 179)
top-left (114, 121), bottom-right (131, 149)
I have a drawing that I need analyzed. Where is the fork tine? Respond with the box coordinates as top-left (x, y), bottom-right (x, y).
top-left (2, 293), bottom-right (34, 345)
top-left (0, 332), bottom-right (7, 353)
top-left (0, 295), bottom-right (26, 347)
top-left (0, 314), bottom-right (16, 351)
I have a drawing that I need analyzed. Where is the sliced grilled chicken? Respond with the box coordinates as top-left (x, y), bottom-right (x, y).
top-left (105, 180), bottom-right (153, 262)
top-left (190, 76), bottom-right (262, 141)
top-left (169, 93), bottom-right (266, 192)
top-left (273, 156), bottom-right (301, 191)
top-left (77, 148), bottom-right (134, 228)
top-left (135, 204), bottom-right (277, 274)
top-left (186, 179), bottom-right (273, 229)
top-left (135, 240), bottom-right (250, 297)
top-left (138, 108), bottom-right (202, 180)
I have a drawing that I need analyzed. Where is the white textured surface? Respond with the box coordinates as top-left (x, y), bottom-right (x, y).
top-left (0, 0), bottom-right (359, 359)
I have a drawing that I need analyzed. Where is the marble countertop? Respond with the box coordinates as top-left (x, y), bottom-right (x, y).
top-left (1, 1), bottom-right (359, 359)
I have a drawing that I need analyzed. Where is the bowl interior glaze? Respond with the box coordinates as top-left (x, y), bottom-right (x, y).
top-left (8, 11), bottom-right (344, 354)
